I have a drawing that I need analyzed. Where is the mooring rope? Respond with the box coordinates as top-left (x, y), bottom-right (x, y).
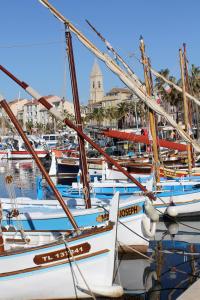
top-left (63, 239), bottom-right (96, 300)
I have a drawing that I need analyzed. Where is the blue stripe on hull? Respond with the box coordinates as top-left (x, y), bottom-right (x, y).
top-left (3, 202), bottom-right (144, 230)
top-left (0, 251), bottom-right (109, 280)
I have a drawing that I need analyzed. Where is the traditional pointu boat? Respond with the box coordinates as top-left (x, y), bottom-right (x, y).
top-left (0, 195), bottom-right (123, 299)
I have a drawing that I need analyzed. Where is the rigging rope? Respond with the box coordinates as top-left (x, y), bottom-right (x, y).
top-left (37, 0), bottom-right (200, 152)
top-left (63, 239), bottom-right (96, 300)
top-left (4, 173), bottom-right (30, 244)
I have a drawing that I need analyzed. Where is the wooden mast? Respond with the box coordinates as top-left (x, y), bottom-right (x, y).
top-left (35, 1), bottom-right (200, 153)
top-left (140, 37), bottom-right (160, 183)
top-left (0, 99), bottom-right (79, 231)
top-left (183, 44), bottom-right (193, 127)
top-left (65, 27), bottom-right (91, 209)
top-left (179, 48), bottom-right (192, 173)
top-left (0, 202), bottom-right (4, 253)
top-left (183, 43), bottom-right (195, 167)
top-left (0, 67), bottom-right (156, 201)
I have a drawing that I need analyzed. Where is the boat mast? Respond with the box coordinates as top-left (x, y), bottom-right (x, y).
top-left (183, 43), bottom-right (195, 165)
top-left (36, 0), bottom-right (200, 153)
top-left (0, 203), bottom-right (4, 253)
top-left (0, 67), bottom-right (156, 200)
top-left (86, 19), bottom-right (200, 117)
top-left (0, 99), bottom-right (79, 231)
top-left (179, 48), bottom-right (192, 173)
top-left (140, 37), bottom-right (160, 183)
top-left (65, 26), bottom-right (91, 209)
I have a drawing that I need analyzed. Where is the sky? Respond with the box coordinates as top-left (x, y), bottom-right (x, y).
top-left (0, 0), bottom-right (200, 104)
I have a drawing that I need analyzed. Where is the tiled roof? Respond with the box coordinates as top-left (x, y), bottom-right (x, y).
top-left (107, 87), bottom-right (132, 94)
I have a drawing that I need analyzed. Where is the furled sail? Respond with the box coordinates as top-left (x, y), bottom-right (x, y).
top-left (85, 20), bottom-right (200, 109)
top-left (38, 0), bottom-right (200, 152)
top-left (103, 130), bottom-right (187, 151)
top-left (149, 66), bottom-right (200, 107)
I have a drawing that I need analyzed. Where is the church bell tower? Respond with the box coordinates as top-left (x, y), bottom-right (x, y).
top-left (89, 59), bottom-right (104, 105)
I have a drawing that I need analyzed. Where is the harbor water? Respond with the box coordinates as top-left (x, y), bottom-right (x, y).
top-left (1, 159), bottom-right (200, 300)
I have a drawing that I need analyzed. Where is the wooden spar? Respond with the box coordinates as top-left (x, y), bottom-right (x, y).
top-left (0, 67), bottom-right (156, 201)
top-left (86, 19), bottom-right (106, 43)
top-left (65, 28), bottom-right (91, 209)
top-left (36, 1), bottom-right (200, 153)
top-left (0, 99), bottom-right (79, 231)
top-left (179, 48), bottom-right (192, 173)
top-left (150, 66), bottom-right (200, 107)
top-left (85, 20), bottom-right (137, 80)
top-left (183, 44), bottom-right (195, 166)
top-left (86, 18), bottom-right (200, 114)
top-left (59, 116), bottom-right (156, 200)
top-left (183, 44), bottom-right (192, 126)
top-left (0, 202), bottom-right (4, 253)
top-left (139, 37), bottom-right (160, 183)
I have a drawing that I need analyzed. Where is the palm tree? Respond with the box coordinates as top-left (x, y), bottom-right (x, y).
top-left (91, 107), bottom-right (105, 127)
top-left (116, 102), bottom-right (130, 129)
top-left (190, 64), bottom-right (200, 93)
top-left (188, 64), bottom-right (200, 138)
top-left (45, 122), bottom-right (54, 134)
top-left (25, 120), bottom-right (34, 134)
top-left (154, 69), bottom-right (181, 105)
top-left (35, 122), bottom-right (44, 134)
top-left (105, 107), bottom-right (118, 128)
top-left (135, 101), bottom-right (148, 128)
top-left (154, 68), bottom-right (182, 123)
top-left (84, 111), bottom-right (94, 126)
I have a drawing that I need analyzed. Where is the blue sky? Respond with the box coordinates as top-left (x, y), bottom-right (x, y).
top-left (0, 0), bottom-right (199, 104)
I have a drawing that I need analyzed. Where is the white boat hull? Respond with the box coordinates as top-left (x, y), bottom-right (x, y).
top-left (0, 230), bottom-right (122, 299)
top-left (0, 193), bottom-right (124, 299)
top-left (1, 196), bottom-right (151, 250)
top-left (155, 191), bottom-right (200, 216)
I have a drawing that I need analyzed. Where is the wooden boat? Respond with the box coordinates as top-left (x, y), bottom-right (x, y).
top-left (43, 153), bottom-right (103, 179)
top-left (160, 166), bottom-right (200, 178)
top-left (106, 162), bottom-right (200, 180)
top-left (105, 162), bottom-right (153, 180)
top-left (48, 178), bottom-right (200, 219)
top-left (4, 137), bottom-right (48, 160)
top-left (0, 102), bottom-right (124, 299)
top-left (0, 95), bottom-right (125, 299)
top-left (1, 193), bottom-right (153, 253)
top-left (0, 194), bottom-right (124, 299)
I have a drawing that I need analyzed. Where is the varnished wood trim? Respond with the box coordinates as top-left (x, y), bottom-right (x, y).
top-left (2, 229), bottom-right (69, 233)
top-left (0, 224), bottom-right (113, 257)
top-left (5, 238), bottom-right (30, 244)
top-left (33, 242), bottom-right (91, 265)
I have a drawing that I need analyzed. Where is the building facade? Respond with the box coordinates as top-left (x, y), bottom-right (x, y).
top-left (23, 95), bottom-right (74, 130)
top-left (87, 60), bottom-right (139, 128)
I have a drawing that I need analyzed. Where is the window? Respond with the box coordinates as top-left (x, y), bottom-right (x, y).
top-left (50, 136), bottom-right (56, 141)
top-left (98, 81), bottom-right (101, 88)
top-left (53, 102), bottom-right (60, 108)
top-left (93, 81), bottom-right (95, 88)
top-left (43, 136), bottom-right (50, 141)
